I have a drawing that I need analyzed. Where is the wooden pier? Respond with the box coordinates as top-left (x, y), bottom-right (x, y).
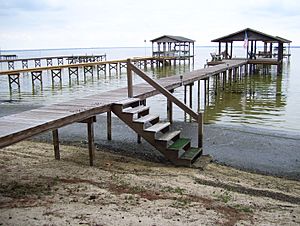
top-left (0, 54), bottom-right (107, 70)
top-left (0, 56), bottom-right (190, 93)
top-left (0, 59), bottom-right (248, 166)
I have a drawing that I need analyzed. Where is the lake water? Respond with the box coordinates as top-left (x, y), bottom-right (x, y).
top-left (0, 46), bottom-right (299, 133)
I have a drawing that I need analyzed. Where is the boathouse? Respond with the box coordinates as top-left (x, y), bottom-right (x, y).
top-left (150, 35), bottom-right (195, 60)
top-left (211, 28), bottom-right (291, 62)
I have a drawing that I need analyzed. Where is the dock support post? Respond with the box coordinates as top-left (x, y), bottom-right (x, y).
top-left (167, 89), bottom-right (174, 123)
top-left (198, 113), bottom-right (203, 148)
top-left (84, 66), bottom-right (93, 82)
top-left (197, 80), bottom-right (201, 112)
top-left (51, 69), bottom-right (62, 87)
top-left (87, 118), bottom-right (95, 166)
top-left (214, 75), bottom-right (218, 95)
top-left (97, 64), bottom-right (106, 78)
top-left (52, 129), bottom-right (60, 160)
top-left (189, 83), bottom-right (193, 109)
top-left (31, 71), bottom-right (43, 91)
top-left (222, 72), bottom-right (226, 90)
top-left (8, 73), bottom-right (20, 93)
top-left (127, 59), bottom-right (133, 98)
top-left (107, 111), bottom-right (112, 140)
top-left (68, 67), bottom-right (79, 85)
top-left (184, 85), bottom-right (187, 104)
top-left (137, 99), bottom-right (147, 143)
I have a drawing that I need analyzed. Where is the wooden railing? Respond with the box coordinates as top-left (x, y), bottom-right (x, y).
top-left (126, 59), bottom-right (203, 148)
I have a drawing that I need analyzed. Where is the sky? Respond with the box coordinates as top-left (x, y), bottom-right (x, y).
top-left (0, 0), bottom-right (299, 50)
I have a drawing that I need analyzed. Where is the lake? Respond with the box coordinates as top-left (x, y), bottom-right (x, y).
top-left (0, 46), bottom-right (299, 133)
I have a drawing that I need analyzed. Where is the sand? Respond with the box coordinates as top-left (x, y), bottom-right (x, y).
top-left (0, 141), bottom-right (299, 226)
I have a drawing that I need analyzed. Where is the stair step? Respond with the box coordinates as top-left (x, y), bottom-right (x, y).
top-left (168, 138), bottom-right (190, 150)
top-left (133, 114), bottom-right (159, 124)
top-left (180, 147), bottom-right (202, 161)
top-left (145, 122), bottom-right (170, 133)
top-left (123, 105), bottom-right (149, 114)
top-left (157, 130), bottom-right (181, 142)
top-left (114, 98), bottom-right (140, 106)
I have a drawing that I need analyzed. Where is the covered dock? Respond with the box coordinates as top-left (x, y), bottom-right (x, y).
top-left (150, 35), bottom-right (195, 63)
top-left (210, 28), bottom-right (291, 62)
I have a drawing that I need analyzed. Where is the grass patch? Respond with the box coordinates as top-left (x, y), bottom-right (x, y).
top-left (215, 191), bottom-right (232, 203)
top-left (161, 186), bottom-right (186, 195)
top-left (233, 204), bottom-right (253, 213)
top-left (0, 179), bottom-right (57, 198)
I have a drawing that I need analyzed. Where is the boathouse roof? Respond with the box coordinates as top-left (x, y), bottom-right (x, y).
top-left (150, 35), bottom-right (194, 43)
top-left (211, 28), bottom-right (291, 43)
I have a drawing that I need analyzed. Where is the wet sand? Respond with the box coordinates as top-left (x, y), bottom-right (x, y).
top-left (1, 103), bottom-right (300, 180)
top-left (30, 114), bottom-right (300, 180)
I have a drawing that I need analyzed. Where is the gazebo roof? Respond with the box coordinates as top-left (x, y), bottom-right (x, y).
top-left (151, 35), bottom-right (194, 43)
top-left (211, 28), bottom-right (291, 43)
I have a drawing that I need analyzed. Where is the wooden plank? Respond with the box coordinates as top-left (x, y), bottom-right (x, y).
top-left (0, 58), bottom-right (248, 151)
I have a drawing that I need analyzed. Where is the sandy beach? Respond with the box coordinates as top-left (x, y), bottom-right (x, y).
top-left (0, 105), bottom-right (300, 225)
top-left (0, 141), bottom-right (299, 225)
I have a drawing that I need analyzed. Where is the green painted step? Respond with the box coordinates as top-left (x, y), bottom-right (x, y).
top-left (168, 138), bottom-right (190, 150)
top-left (180, 147), bottom-right (202, 160)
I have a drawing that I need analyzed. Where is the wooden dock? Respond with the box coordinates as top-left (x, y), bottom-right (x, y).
top-left (0, 59), bottom-right (248, 166)
top-left (0, 56), bottom-right (190, 93)
top-left (0, 54), bottom-right (107, 70)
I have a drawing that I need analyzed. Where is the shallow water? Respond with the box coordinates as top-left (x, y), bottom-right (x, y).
top-left (0, 47), bottom-right (299, 133)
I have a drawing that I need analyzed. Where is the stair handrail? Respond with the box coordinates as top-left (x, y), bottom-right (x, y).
top-left (126, 58), bottom-right (203, 148)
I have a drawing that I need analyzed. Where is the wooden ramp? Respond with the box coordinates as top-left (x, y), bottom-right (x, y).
top-left (0, 59), bottom-right (247, 165)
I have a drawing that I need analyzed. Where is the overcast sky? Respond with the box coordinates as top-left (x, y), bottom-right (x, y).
top-left (0, 0), bottom-right (299, 50)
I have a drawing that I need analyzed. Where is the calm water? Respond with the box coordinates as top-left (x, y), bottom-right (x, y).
top-left (0, 47), bottom-right (299, 133)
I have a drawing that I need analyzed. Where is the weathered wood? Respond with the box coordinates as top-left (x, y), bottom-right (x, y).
top-left (52, 129), bottom-right (60, 160)
top-left (0, 59), bottom-right (249, 152)
top-left (127, 59), bottom-right (133, 98)
top-left (107, 111), bottom-right (112, 140)
top-left (8, 73), bottom-right (20, 92)
top-left (198, 113), bottom-right (203, 148)
top-left (87, 119), bottom-right (95, 166)
top-left (31, 71), bottom-right (43, 90)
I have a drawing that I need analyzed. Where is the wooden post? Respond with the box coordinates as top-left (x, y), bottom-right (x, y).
top-left (8, 73), bottom-right (20, 93)
top-left (222, 72), bottom-right (226, 90)
top-left (167, 89), bottom-right (174, 123)
top-left (137, 99), bottom-right (146, 143)
top-left (127, 59), bottom-right (133, 98)
top-left (214, 75), bottom-right (218, 95)
top-left (184, 85), bottom-right (187, 104)
top-left (189, 83), bottom-right (193, 109)
top-left (107, 111), bottom-right (112, 140)
top-left (52, 129), bottom-right (60, 160)
top-left (31, 71), bottom-right (43, 91)
top-left (87, 119), bottom-right (95, 166)
top-left (198, 113), bottom-right (203, 148)
top-left (197, 80), bottom-right (201, 112)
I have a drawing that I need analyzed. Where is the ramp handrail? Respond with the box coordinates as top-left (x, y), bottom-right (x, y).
top-left (126, 58), bottom-right (203, 148)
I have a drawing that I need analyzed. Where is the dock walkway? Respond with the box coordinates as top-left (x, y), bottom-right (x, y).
top-left (0, 59), bottom-right (247, 150)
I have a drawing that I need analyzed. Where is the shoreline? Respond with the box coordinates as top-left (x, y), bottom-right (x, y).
top-left (1, 103), bottom-right (299, 180)
top-left (28, 114), bottom-right (300, 181)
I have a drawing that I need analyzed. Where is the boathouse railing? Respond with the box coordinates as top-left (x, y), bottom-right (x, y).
top-left (126, 58), bottom-right (203, 148)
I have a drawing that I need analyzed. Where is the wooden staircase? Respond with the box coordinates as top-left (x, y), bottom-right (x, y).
top-left (112, 98), bottom-right (202, 167)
